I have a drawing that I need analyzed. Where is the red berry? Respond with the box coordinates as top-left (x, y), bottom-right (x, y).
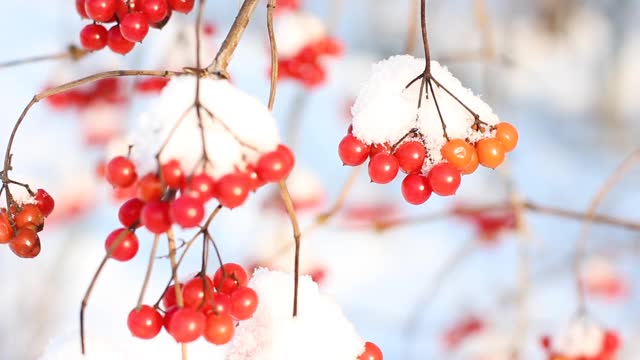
top-left (230, 287), bottom-right (258, 321)
top-left (76, 0), bottom-right (89, 18)
top-left (118, 198), bottom-right (145, 228)
top-left (115, 0), bottom-right (141, 19)
top-left (394, 141), bottom-right (426, 174)
top-left (368, 153), bottom-right (399, 184)
top-left (106, 156), bottom-right (138, 188)
top-left (107, 25), bottom-right (136, 55)
top-left (338, 134), bottom-right (370, 166)
top-left (120, 12), bottom-right (149, 43)
top-left (167, 0), bottom-right (195, 13)
top-left (216, 173), bottom-right (250, 209)
top-left (203, 313), bottom-right (235, 345)
top-left (167, 308), bottom-right (206, 343)
top-left (104, 228), bottom-right (139, 261)
top-left (205, 293), bottom-right (232, 316)
top-left (163, 283), bottom-right (182, 309)
top-left (137, 173), bottom-right (163, 202)
top-left (358, 341), bottom-right (383, 360)
top-left (277, 144), bottom-right (295, 170)
top-left (401, 174), bottom-right (432, 205)
top-left (256, 150), bottom-right (293, 182)
top-left (428, 163), bottom-right (461, 196)
top-left (80, 24), bottom-right (109, 51)
top-left (161, 159), bottom-right (185, 189)
top-left (244, 166), bottom-right (264, 192)
top-left (15, 204), bottom-right (45, 231)
top-left (183, 276), bottom-right (213, 310)
top-left (0, 211), bottom-right (14, 244)
top-left (34, 189), bottom-right (55, 217)
top-left (602, 330), bottom-right (620, 353)
top-left (163, 306), bottom-right (178, 331)
top-left (127, 305), bottom-right (163, 339)
top-left (141, 0), bottom-right (169, 23)
top-left (185, 173), bottom-right (216, 201)
top-left (85, 0), bottom-right (118, 22)
top-left (213, 263), bottom-right (248, 295)
top-left (135, 77), bottom-right (170, 93)
top-left (9, 228), bottom-right (41, 258)
top-left (141, 200), bottom-right (172, 234)
top-left (170, 196), bottom-right (204, 228)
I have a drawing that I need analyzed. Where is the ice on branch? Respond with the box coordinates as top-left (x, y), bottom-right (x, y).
top-left (129, 76), bottom-right (279, 179)
top-left (226, 269), bottom-right (365, 360)
top-left (274, 12), bottom-right (327, 59)
top-left (351, 55), bottom-right (500, 170)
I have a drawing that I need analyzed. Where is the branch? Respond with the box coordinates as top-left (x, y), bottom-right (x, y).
top-left (0, 45), bottom-right (89, 70)
top-left (206, 0), bottom-right (261, 75)
top-left (267, 0), bottom-right (278, 110)
top-left (278, 180), bottom-right (302, 317)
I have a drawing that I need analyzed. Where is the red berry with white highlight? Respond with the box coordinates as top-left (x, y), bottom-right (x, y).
top-left (368, 153), bottom-right (399, 184)
top-left (170, 196), bottom-right (204, 228)
top-left (80, 24), bottom-right (109, 51)
top-left (401, 174), bottom-right (432, 205)
top-left (338, 134), bottom-right (370, 166)
top-left (127, 305), bottom-right (163, 339)
top-left (428, 163), bottom-right (461, 196)
top-left (106, 156), bottom-right (137, 188)
top-left (120, 12), bottom-right (149, 43)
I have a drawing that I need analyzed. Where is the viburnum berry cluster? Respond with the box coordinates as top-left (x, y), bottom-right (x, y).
top-left (540, 321), bottom-right (621, 360)
top-left (77, 0), bottom-right (195, 54)
top-left (274, 5), bottom-right (343, 87)
top-left (339, 55), bottom-right (519, 205)
top-left (128, 263), bottom-right (258, 345)
top-left (45, 78), bottom-right (125, 110)
top-left (0, 188), bottom-right (55, 258)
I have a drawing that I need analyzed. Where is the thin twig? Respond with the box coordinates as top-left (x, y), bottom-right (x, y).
top-left (206, 0), bottom-right (261, 74)
top-left (136, 235), bottom-right (160, 309)
top-left (574, 150), bottom-right (640, 313)
top-left (0, 45), bottom-right (89, 70)
top-left (267, 0), bottom-right (278, 111)
top-left (277, 180), bottom-right (302, 317)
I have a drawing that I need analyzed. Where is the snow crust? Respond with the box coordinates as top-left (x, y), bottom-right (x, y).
top-left (226, 269), bottom-right (365, 360)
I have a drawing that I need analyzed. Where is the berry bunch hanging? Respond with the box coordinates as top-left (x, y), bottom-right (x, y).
top-left (45, 78), bottom-right (125, 110)
top-left (540, 324), bottom-right (620, 360)
top-left (339, 55), bottom-right (519, 205)
top-left (77, 0), bottom-right (195, 55)
top-left (128, 263), bottom-right (258, 345)
top-left (0, 188), bottom-right (55, 258)
top-left (273, 6), bottom-right (343, 87)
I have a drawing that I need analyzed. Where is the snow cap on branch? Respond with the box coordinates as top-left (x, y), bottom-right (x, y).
top-left (351, 55), bottom-right (500, 171)
top-left (129, 76), bottom-right (279, 179)
top-left (226, 269), bottom-right (365, 360)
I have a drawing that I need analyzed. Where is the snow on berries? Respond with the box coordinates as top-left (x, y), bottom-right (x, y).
top-left (540, 319), bottom-right (621, 360)
top-left (0, 186), bottom-right (55, 259)
top-left (77, 0), bottom-right (193, 55)
top-left (226, 268), bottom-right (380, 360)
top-left (340, 55), bottom-right (519, 205)
top-left (274, 7), bottom-right (343, 87)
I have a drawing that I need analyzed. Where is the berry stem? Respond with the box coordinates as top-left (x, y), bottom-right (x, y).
top-left (166, 229), bottom-right (185, 308)
top-left (136, 235), bottom-right (160, 310)
top-left (277, 180), bottom-right (302, 317)
top-left (427, 78), bottom-right (450, 141)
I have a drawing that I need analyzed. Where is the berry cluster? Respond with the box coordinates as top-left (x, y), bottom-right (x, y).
top-left (0, 189), bottom-right (55, 258)
top-left (443, 315), bottom-right (485, 350)
top-left (540, 329), bottom-right (620, 360)
top-left (338, 122), bottom-right (519, 205)
top-left (45, 78), bottom-right (125, 110)
top-left (278, 37), bottom-right (343, 88)
top-left (357, 341), bottom-right (383, 360)
top-left (128, 263), bottom-right (258, 345)
top-left (76, 0), bottom-right (195, 55)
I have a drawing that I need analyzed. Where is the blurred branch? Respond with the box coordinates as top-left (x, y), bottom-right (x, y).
top-left (278, 181), bottom-right (302, 317)
top-left (0, 45), bottom-right (89, 71)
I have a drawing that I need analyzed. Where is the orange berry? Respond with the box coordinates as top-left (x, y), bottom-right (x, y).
top-left (441, 139), bottom-right (475, 170)
top-left (495, 122), bottom-right (518, 152)
top-left (460, 149), bottom-right (479, 175)
top-left (476, 138), bottom-right (505, 169)
top-left (0, 210), bottom-right (14, 244)
top-left (15, 204), bottom-right (45, 231)
top-left (10, 228), bottom-right (41, 258)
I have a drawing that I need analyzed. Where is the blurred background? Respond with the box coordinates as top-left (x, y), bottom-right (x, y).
top-left (1, 0), bottom-right (639, 359)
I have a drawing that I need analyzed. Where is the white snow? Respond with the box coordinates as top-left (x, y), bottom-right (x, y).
top-left (552, 318), bottom-right (604, 357)
top-left (226, 268), bottom-right (365, 360)
top-left (39, 336), bottom-right (128, 360)
top-left (129, 76), bottom-right (280, 179)
top-left (274, 11), bottom-right (327, 59)
top-left (351, 55), bottom-right (500, 171)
